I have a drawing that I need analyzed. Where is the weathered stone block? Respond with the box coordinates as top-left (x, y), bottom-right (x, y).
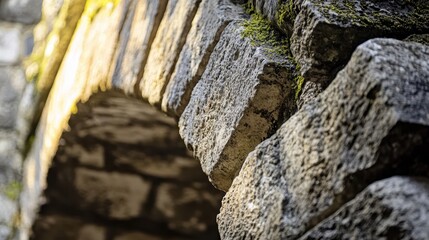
top-left (111, 0), bottom-right (167, 95)
top-left (32, 214), bottom-right (105, 240)
top-left (179, 22), bottom-right (295, 191)
top-left (111, 147), bottom-right (206, 182)
top-left (74, 168), bottom-right (151, 219)
top-left (0, 25), bottom-right (21, 65)
top-left (139, 0), bottom-right (200, 107)
top-left (0, 67), bottom-right (26, 129)
top-left (290, 0), bottom-right (429, 84)
top-left (161, 0), bottom-right (243, 116)
top-left (0, 0), bottom-right (43, 24)
top-left (218, 39), bottom-right (429, 239)
top-left (153, 183), bottom-right (223, 234)
top-left (300, 177), bottom-right (429, 240)
top-left (58, 143), bottom-right (104, 168)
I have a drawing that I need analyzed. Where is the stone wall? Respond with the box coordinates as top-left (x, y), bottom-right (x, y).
top-left (0, 0), bottom-right (42, 239)
top-left (0, 0), bottom-right (428, 239)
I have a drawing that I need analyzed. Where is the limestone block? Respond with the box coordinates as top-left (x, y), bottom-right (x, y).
top-left (153, 183), bottom-right (223, 234)
top-left (139, 0), bottom-right (200, 107)
top-left (218, 39), bottom-right (429, 239)
top-left (111, 147), bottom-right (206, 182)
top-left (0, 67), bottom-right (26, 129)
top-left (74, 168), bottom-right (151, 219)
top-left (32, 214), bottom-right (105, 240)
top-left (111, 0), bottom-right (167, 95)
top-left (300, 177), bottom-right (429, 240)
top-left (161, 0), bottom-right (243, 116)
top-left (58, 143), bottom-right (104, 168)
top-left (290, 0), bottom-right (429, 84)
top-left (0, 25), bottom-right (21, 65)
top-left (179, 22), bottom-right (295, 191)
top-left (0, 0), bottom-right (43, 24)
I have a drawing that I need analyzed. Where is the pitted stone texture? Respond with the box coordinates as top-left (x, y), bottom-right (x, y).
top-left (139, 0), bottom-right (200, 107)
top-left (0, 25), bottom-right (21, 65)
top-left (153, 183), bottom-right (223, 235)
top-left (112, 0), bottom-right (167, 95)
top-left (300, 177), bottom-right (429, 240)
top-left (0, 67), bottom-right (26, 129)
top-left (74, 168), bottom-right (151, 219)
top-left (0, 0), bottom-right (43, 24)
top-left (32, 214), bottom-right (106, 240)
top-left (290, 0), bottom-right (429, 84)
top-left (162, 0), bottom-right (243, 116)
top-left (218, 39), bottom-right (429, 239)
top-left (179, 22), bottom-right (295, 191)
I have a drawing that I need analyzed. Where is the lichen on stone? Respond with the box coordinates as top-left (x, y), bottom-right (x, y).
top-left (314, 0), bottom-right (429, 31)
top-left (241, 13), bottom-right (290, 56)
top-left (3, 181), bottom-right (22, 201)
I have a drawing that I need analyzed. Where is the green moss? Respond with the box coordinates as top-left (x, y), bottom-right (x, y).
top-left (3, 181), bottom-right (22, 201)
top-left (315, 1), bottom-right (429, 31)
top-left (294, 75), bottom-right (305, 100)
top-left (241, 13), bottom-right (290, 56)
top-left (275, 0), bottom-right (296, 28)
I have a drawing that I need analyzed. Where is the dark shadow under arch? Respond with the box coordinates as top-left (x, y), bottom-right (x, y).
top-left (31, 90), bottom-right (223, 240)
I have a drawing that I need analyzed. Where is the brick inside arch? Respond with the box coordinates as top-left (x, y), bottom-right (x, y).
top-left (30, 90), bottom-right (223, 240)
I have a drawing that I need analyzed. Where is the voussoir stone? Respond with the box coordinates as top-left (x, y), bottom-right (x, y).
top-left (139, 0), bottom-right (201, 107)
top-left (291, 0), bottom-right (429, 84)
top-left (300, 177), bottom-right (429, 240)
top-left (161, 0), bottom-right (243, 116)
top-left (179, 21), bottom-right (295, 191)
top-left (218, 39), bottom-right (429, 239)
top-left (111, 0), bottom-right (167, 95)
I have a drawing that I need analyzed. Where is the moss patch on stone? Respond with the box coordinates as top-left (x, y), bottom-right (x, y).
top-left (241, 13), bottom-right (290, 56)
top-left (315, 1), bottom-right (429, 32)
top-left (3, 181), bottom-right (22, 201)
top-left (275, 0), bottom-right (296, 29)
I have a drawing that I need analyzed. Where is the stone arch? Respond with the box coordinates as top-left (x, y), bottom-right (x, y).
top-left (27, 90), bottom-right (223, 240)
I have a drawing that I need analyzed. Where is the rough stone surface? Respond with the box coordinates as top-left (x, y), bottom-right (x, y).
top-left (179, 21), bottom-right (295, 191)
top-left (0, 0), bottom-right (43, 24)
top-left (153, 183), bottom-right (223, 234)
top-left (291, 0), bottom-right (429, 84)
top-left (111, 0), bottom-right (167, 95)
top-left (32, 215), bottom-right (106, 240)
top-left (300, 177), bottom-right (429, 240)
top-left (0, 24), bottom-right (22, 65)
top-left (139, 0), bottom-right (200, 107)
top-left (161, 0), bottom-right (243, 116)
top-left (218, 39), bottom-right (429, 239)
top-left (74, 168), bottom-right (151, 219)
top-left (405, 33), bottom-right (429, 46)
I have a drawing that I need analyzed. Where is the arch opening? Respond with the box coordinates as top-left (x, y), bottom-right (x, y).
top-left (31, 90), bottom-right (223, 240)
